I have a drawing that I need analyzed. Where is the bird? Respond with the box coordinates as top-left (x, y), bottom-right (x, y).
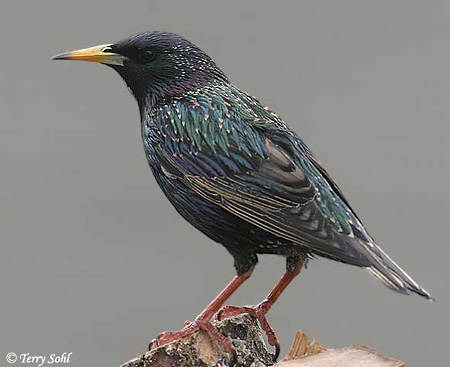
top-left (53, 31), bottom-right (433, 364)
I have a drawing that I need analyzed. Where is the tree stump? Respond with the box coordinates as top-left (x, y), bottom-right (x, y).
top-left (120, 313), bottom-right (405, 367)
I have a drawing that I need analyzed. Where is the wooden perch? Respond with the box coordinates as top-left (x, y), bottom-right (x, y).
top-left (120, 313), bottom-right (405, 367)
top-left (280, 331), bottom-right (404, 367)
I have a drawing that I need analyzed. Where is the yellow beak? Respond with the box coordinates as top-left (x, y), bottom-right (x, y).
top-left (52, 44), bottom-right (127, 66)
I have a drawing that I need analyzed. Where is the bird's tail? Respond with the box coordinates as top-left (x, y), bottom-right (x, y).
top-left (363, 242), bottom-right (434, 301)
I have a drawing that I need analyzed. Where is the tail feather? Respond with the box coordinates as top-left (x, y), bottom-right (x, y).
top-left (363, 242), bottom-right (434, 301)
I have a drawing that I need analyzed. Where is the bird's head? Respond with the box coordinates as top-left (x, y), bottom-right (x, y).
top-left (53, 31), bottom-right (227, 110)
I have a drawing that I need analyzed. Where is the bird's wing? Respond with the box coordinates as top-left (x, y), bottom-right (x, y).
top-left (150, 103), bottom-right (371, 266)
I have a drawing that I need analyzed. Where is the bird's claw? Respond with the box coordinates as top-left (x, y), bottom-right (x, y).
top-left (272, 341), bottom-right (281, 362)
top-left (217, 304), bottom-right (280, 362)
top-left (148, 318), bottom-right (238, 365)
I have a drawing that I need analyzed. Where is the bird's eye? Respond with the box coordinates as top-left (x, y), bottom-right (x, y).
top-left (137, 49), bottom-right (155, 63)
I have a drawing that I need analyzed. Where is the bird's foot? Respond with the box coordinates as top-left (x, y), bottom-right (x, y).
top-left (149, 317), bottom-right (237, 366)
top-left (217, 302), bottom-right (280, 362)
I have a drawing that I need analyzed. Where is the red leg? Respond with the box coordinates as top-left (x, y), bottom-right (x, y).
top-left (219, 261), bottom-right (303, 360)
top-left (259, 260), bottom-right (303, 314)
top-left (149, 268), bottom-right (253, 359)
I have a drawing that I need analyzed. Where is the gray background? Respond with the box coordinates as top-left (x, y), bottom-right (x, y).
top-left (1, 1), bottom-right (448, 366)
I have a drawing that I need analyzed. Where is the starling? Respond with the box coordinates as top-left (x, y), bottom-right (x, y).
top-left (53, 32), bottom-right (433, 363)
